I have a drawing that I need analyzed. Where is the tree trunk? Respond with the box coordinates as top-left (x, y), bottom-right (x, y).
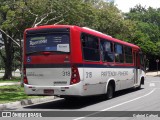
top-left (3, 64), bottom-right (12, 79)
top-left (2, 30), bottom-right (14, 79)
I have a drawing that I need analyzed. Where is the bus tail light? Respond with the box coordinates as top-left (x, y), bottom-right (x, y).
top-left (70, 66), bottom-right (80, 85)
top-left (23, 68), bottom-right (28, 84)
top-left (24, 77), bottom-right (28, 84)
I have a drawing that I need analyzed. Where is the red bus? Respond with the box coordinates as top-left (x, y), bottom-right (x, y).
top-left (23, 25), bottom-right (145, 99)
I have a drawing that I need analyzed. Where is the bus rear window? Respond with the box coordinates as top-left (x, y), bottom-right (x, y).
top-left (26, 33), bottom-right (70, 54)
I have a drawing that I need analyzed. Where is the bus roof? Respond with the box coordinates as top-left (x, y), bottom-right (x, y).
top-left (25, 24), bottom-right (140, 50)
top-left (80, 27), bottom-right (140, 50)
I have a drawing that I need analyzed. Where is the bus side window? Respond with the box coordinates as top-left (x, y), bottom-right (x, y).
top-left (81, 34), bottom-right (87, 47)
top-left (100, 39), bottom-right (114, 62)
top-left (81, 33), bottom-right (100, 61)
top-left (115, 44), bottom-right (124, 63)
top-left (124, 47), bottom-right (133, 63)
top-left (139, 52), bottom-right (144, 66)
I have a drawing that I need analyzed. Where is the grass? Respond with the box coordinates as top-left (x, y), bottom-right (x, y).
top-left (0, 85), bottom-right (44, 104)
top-left (0, 77), bottom-right (21, 83)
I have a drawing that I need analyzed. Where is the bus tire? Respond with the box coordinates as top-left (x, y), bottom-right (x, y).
top-left (137, 81), bottom-right (142, 90)
top-left (106, 83), bottom-right (114, 99)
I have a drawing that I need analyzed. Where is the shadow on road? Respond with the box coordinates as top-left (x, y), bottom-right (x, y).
top-left (114, 88), bottom-right (144, 98)
top-left (24, 88), bottom-right (144, 110)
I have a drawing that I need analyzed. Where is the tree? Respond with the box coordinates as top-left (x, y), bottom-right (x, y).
top-left (0, 0), bottom-right (98, 79)
top-left (0, 0), bottom-right (18, 79)
top-left (83, 0), bottom-right (126, 37)
top-left (124, 5), bottom-right (160, 70)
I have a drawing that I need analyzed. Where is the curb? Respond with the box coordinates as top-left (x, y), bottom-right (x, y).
top-left (0, 82), bottom-right (20, 86)
top-left (146, 73), bottom-right (160, 77)
top-left (0, 96), bottom-right (55, 110)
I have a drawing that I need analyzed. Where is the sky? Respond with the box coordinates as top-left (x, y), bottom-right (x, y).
top-left (114, 0), bottom-right (160, 13)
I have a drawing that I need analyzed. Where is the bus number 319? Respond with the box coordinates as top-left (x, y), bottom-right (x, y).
top-left (62, 71), bottom-right (70, 76)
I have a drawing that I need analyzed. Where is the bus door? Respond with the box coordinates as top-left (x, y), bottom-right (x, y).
top-left (133, 51), bottom-right (138, 84)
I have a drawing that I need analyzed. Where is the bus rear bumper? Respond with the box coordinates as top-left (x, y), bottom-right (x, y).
top-left (24, 82), bottom-right (84, 96)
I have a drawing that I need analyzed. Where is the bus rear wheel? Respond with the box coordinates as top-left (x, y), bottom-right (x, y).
top-left (106, 83), bottom-right (114, 99)
top-left (137, 82), bottom-right (142, 90)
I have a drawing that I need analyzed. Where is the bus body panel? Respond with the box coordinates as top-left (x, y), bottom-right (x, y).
top-left (24, 66), bottom-right (145, 96)
top-left (82, 67), bottom-right (135, 95)
top-left (24, 81), bottom-right (84, 96)
top-left (70, 27), bottom-right (83, 63)
top-left (26, 68), bottom-right (71, 86)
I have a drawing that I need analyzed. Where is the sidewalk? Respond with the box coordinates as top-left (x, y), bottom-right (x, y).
top-left (0, 96), bottom-right (56, 110)
top-left (0, 82), bottom-right (20, 86)
top-left (146, 71), bottom-right (160, 76)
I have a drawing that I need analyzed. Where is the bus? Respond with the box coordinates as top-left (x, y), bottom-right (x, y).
top-left (23, 25), bottom-right (146, 99)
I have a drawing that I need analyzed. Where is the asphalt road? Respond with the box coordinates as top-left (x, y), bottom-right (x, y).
top-left (2, 76), bottom-right (160, 120)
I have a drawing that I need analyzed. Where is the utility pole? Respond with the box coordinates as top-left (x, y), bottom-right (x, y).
top-left (156, 59), bottom-right (159, 76)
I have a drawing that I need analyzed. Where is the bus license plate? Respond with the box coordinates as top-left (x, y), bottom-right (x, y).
top-left (44, 89), bottom-right (54, 94)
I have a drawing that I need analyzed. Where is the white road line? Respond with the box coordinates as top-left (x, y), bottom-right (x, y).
top-left (146, 81), bottom-right (160, 83)
top-left (149, 83), bottom-right (155, 87)
top-left (73, 89), bottom-right (156, 120)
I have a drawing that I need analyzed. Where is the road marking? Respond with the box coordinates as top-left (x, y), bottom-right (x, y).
top-left (146, 81), bottom-right (160, 83)
top-left (149, 83), bottom-right (155, 87)
top-left (73, 89), bottom-right (156, 120)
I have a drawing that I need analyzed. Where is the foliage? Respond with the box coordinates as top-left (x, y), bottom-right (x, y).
top-left (123, 5), bottom-right (160, 70)
top-left (125, 5), bottom-right (160, 57)
top-left (95, 1), bottom-right (124, 36)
